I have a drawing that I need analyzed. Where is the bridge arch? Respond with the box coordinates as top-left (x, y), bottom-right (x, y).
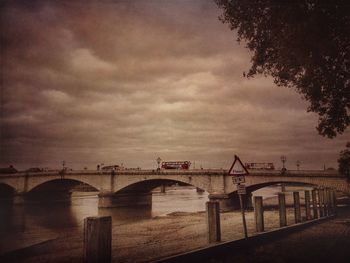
top-left (114, 179), bottom-right (194, 194)
top-left (243, 175), bottom-right (350, 195)
top-left (97, 178), bottom-right (209, 208)
top-left (245, 181), bottom-right (315, 193)
top-left (26, 176), bottom-right (100, 193)
top-left (27, 178), bottom-right (99, 195)
top-left (114, 174), bottom-right (211, 194)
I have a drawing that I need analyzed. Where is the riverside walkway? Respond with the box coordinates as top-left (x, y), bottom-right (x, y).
top-left (201, 206), bottom-right (350, 263)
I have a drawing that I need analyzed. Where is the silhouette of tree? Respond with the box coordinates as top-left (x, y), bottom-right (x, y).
top-left (215, 0), bottom-right (350, 138)
top-left (338, 142), bottom-right (350, 178)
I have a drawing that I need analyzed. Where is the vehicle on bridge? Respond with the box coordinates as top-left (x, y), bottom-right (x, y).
top-left (0, 165), bottom-right (17, 174)
top-left (101, 165), bottom-right (122, 170)
top-left (161, 161), bottom-right (191, 170)
top-left (245, 162), bottom-right (275, 170)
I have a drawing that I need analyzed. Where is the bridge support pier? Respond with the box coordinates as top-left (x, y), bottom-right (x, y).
top-left (12, 193), bottom-right (27, 205)
top-left (98, 191), bottom-right (152, 208)
top-left (208, 194), bottom-right (232, 212)
top-left (208, 193), bottom-right (253, 212)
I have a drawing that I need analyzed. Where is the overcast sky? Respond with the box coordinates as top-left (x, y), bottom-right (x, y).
top-left (1, 0), bottom-right (348, 170)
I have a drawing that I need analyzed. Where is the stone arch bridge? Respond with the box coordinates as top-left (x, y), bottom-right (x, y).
top-left (0, 169), bottom-right (348, 211)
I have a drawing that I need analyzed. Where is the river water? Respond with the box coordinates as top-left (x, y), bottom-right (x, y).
top-left (0, 185), bottom-right (299, 254)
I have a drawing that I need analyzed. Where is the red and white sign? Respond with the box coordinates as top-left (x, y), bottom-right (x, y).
top-left (229, 155), bottom-right (249, 184)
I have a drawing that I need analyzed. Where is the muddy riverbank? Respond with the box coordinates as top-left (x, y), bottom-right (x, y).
top-left (1, 206), bottom-right (301, 263)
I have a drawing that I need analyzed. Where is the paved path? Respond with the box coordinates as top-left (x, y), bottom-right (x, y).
top-left (203, 207), bottom-right (350, 263)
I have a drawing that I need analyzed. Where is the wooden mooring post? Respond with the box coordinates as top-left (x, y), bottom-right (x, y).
top-left (160, 185), bottom-right (166, 193)
top-left (304, 190), bottom-right (311, 220)
top-left (324, 189), bottom-right (329, 216)
top-left (293, 192), bottom-right (301, 223)
top-left (311, 189), bottom-right (318, 219)
top-left (83, 216), bottom-right (112, 263)
top-left (206, 201), bottom-right (221, 243)
top-left (329, 189), bottom-right (335, 215)
top-left (278, 193), bottom-right (287, 227)
top-left (318, 189), bottom-right (324, 217)
top-left (332, 189), bottom-right (337, 215)
top-left (254, 196), bottom-right (264, 232)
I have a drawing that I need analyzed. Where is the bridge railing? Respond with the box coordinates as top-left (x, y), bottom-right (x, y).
top-left (0, 169), bottom-right (341, 178)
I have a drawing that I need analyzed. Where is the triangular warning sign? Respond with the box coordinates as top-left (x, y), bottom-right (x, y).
top-left (228, 155), bottom-right (249, 176)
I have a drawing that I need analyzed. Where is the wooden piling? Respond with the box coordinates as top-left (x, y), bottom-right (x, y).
top-left (332, 190), bottom-right (337, 215)
top-left (293, 192), bottom-right (301, 223)
top-left (323, 189), bottom-right (329, 216)
top-left (254, 196), bottom-right (264, 232)
top-left (330, 190), bottom-right (335, 215)
top-left (318, 189), bottom-right (324, 217)
top-left (83, 216), bottom-right (112, 263)
top-left (304, 190), bottom-right (311, 220)
top-left (328, 189), bottom-right (333, 215)
top-left (160, 185), bottom-right (166, 193)
top-left (278, 193), bottom-right (287, 227)
top-left (206, 201), bottom-right (221, 243)
top-left (311, 189), bottom-right (318, 219)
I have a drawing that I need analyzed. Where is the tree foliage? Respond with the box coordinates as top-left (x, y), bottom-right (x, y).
top-left (338, 142), bottom-right (350, 178)
top-left (215, 0), bottom-right (350, 138)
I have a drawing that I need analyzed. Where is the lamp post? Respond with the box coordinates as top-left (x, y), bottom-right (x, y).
top-left (156, 157), bottom-right (162, 170)
top-left (296, 160), bottom-right (301, 171)
top-left (280, 155), bottom-right (287, 192)
top-left (280, 155), bottom-right (287, 170)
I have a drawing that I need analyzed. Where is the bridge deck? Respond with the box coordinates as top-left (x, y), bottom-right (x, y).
top-left (0, 169), bottom-right (341, 178)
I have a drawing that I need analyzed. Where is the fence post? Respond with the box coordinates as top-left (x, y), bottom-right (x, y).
top-left (206, 201), bottom-right (221, 243)
top-left (305, 190), bottom-right (311, 220)
top-left (311, 189), bottom-right (318, 219)
top-left (254, 196), bottom-right (264, 232)
top-left (323, 189), bottom-right (329, 216)
top-left (329, 189), bottom-right (334, 215)
top-left (327, 189), bottom-right (331, 216)
top-left (328, 189), bottom-right (333, 215)
top-left (318, 189), bottom-right (324, 217)
top-left (332, 190), bottom-right (337, 216)
top-left (278, 193), bottom-right (287, 227)
top-left (160, 185), bottom-right (166, 193)
top-left (83, 216), bottom-right (112, 263)
top-left (293, 192), bottom-right (301, 223)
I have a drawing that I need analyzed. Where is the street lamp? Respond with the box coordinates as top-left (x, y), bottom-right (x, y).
top-left (280, 155), bottom-right (287, 192)
top-left (156, 157), bottom-right (162, 170)
top-left (296, 160), bottom-right (301, 171)
top-left (280, 155), bottom-right (287, 170)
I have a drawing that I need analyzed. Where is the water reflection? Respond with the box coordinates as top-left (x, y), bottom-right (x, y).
top-left (0, 186), bottom-right (210, 252)
top-left (1, 185), bottom-right (292, 254)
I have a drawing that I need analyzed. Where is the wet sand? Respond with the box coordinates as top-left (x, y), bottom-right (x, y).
top-left (1, 206), bottom-right (300, 263)
top-left (1, 190), bottom-right (346, 263)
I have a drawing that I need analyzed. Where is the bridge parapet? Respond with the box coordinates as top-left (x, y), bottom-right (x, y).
top-left (0, 169), bottom-right (341, 178)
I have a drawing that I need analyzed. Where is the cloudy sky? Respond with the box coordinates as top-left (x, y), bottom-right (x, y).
top-left (1, 0), bottom-right (348, 170)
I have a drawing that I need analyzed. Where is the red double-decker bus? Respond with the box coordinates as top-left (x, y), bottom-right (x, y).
top-left (161, 161), bottom-right (191, 170)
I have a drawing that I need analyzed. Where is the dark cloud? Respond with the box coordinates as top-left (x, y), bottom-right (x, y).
top-left (1, 0), bottom-right (348, 170)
